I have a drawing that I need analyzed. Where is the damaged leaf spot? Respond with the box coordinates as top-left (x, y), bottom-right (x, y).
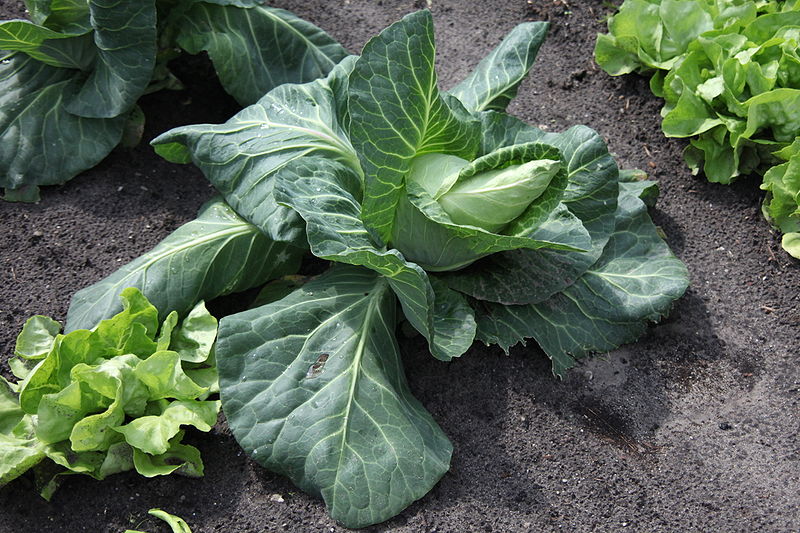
top-left (305, 353), bottom-right (329, 379)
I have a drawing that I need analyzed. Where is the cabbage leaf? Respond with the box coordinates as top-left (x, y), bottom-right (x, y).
top-left (0, 0), bottom-right (347, 201)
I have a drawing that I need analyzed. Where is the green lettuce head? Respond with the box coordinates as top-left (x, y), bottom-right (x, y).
top-left (0, 288), bottom-right (220, 499)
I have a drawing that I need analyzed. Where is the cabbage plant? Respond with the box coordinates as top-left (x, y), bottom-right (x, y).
top-left (66, 11), bottom-right (689, 528)
top-left (0, 0), bottom-right (347, 201)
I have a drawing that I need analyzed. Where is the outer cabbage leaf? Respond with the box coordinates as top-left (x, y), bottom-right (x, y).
top-left (0, 52), bottom-right (125, 201)
top-left (176, 4), bottom-right (349, 106)
top-left (24, 0), bottom-right (92, 33)
top-left (4, 0), bottom-right (349, 201)
top-left (426, 277), bottom-right (477, 359)
top-left (66, 198), bottom-right (301, 332)
top-left (475, 181), bottom-right (689, 376)
top-left (449, 21), bottom-right (549, 112)
top-left (151, 71), bottom-right (359, 244)
top-left (782, 231), bottom-right (800, 258)
top-left (187, 0), bottom-right (264, 6)
top-left (0, 20), bottom-right (95, 69)
top-left (347, 10), bottom-right (480, 244)
top-left (218, 265), bottom-right (452, 528)
top-left (65, 0), bottom-right (157, 118)
top-left (273, 157), bottom-right (475, 361)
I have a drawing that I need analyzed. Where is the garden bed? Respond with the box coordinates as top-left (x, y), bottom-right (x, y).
top-left (0, 0), bottom-right (798, 531)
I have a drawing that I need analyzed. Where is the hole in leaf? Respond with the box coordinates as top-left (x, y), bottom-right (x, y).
top-left (305, 353), bottom-right (330, 379)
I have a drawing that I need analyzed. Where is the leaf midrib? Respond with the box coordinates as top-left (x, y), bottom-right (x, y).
top-left (332, 276), bottom-right (388, 503)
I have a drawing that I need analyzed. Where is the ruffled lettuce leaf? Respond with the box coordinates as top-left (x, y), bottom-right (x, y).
top-left (596, 0), bottom-right (800, 258)
top-left (762, 140), bottom-right (800, 258)
top-left (0, 289), bottom-right (221, 495)
top-left (594, 0), bottom-right (758, 76)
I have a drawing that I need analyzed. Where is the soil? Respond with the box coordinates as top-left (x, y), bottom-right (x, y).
top-left (1, 0), bottom-right (798, 531)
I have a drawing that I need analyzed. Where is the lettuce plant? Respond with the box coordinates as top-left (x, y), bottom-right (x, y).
top-left (595, 0), bottom-right (800, 257)
top-left (0, 288), bottom-right (220, 499)
top-left (762, 139), bottom-right (800, 255)
top-left (0, 0), bottom-right (347, 201)
top-left (66, 11), bottom-right (688, 527)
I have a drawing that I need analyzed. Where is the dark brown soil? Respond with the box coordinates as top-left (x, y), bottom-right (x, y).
top-left (1, 1), bottom-right (798, 531)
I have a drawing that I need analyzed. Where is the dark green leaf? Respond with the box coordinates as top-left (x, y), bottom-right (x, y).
top-left (274, 157), bottom-right (472, 361)
top-left (28, 0), bottom-right (92, 34)
top-left (449, 21), bottom-right (549, 112)
top-left (176, 4), bottom-right (348, 106)
top-left (65, 0), bottom-right (157, 118)
top-left (427, 277), bottom-right (477, 358)
top-left (251, 276), bottom-right (310, 308)
top-left (151, 75), bottom-right (358, 243)
top-left (218, 266), bottom-right (452, 528)
top-left (0, 52), bottom-right (125, 200)
top-left (347, 10), bottom-right (480, 244)
top-left (66, 198), bottom-right (302, 331)
top-left (476, 181), bottom-right (689, 376)
top-left (0, 20), bottom-right (95, 69)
